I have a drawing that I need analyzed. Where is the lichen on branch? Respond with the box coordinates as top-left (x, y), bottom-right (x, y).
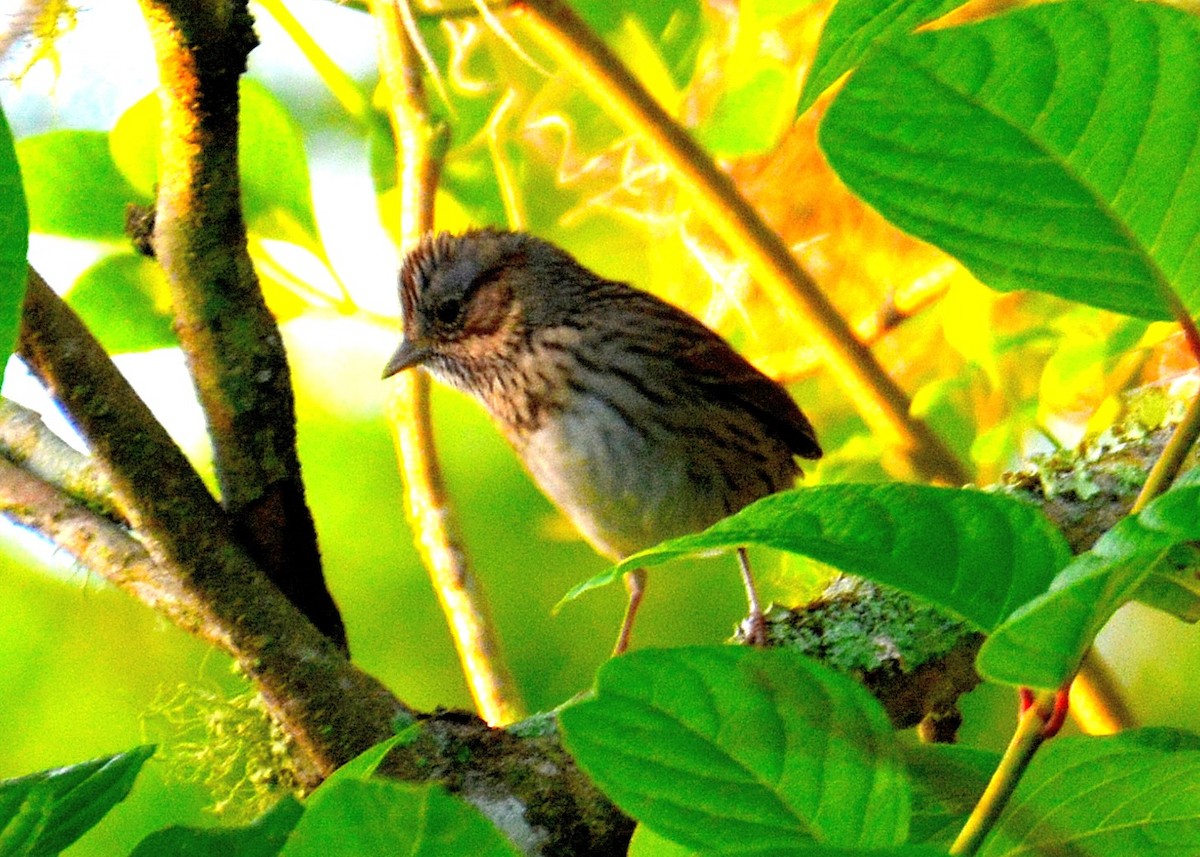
top-left (138, 0), bottom-right (345, 649)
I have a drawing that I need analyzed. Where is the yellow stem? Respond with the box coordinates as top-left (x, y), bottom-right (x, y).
top-left (950, 691), bottom-right (1055, 856)
top-left (369, 0), bottom-right (525, 726)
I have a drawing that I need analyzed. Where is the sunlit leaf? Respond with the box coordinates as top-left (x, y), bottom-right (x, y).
top-left (238, 79), bottom-right (322, 247)
top-left (0, 102), bottom-right (27, 369)
top-left (1038, 314), bottom-right (1149, 424)
top-left (16, 129), bottom-right (142, 241)
top-left (67, 253), bottom-right (176, 354)
top-left (109, 95), bottom-right (157, 199)
top-left (980, 729), bottom-right (1200, 856)
top-left (979, 477), bottom-right (1200, 690)
top-left (129, 795), bottom-right (303, 857)
top-left (755, 0), bottom-right (821, 26)
top-left (111, 80), bottom-right (324, 250)
top-left (562, 484), bottom-right (1071, 634)
top-left (696, 63), bottom-right (800, 157)
top-left (798, 0), bottom-right (968, 113)
top-left (559, 647), bottom-right (910, 852)
top-left (820, 0), bottom-right (1200, 320)
top-left (909, 373), bottom-right (978, 467)
top-left (280, 780), bottom-right (519, 857)
top-left (0, 745), bottom-right (154, 856)
top-left (573, 0), bottom-right (704, 91)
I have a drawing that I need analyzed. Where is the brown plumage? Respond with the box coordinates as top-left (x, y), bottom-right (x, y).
top-left (384, 229), bottom-right (821, 652)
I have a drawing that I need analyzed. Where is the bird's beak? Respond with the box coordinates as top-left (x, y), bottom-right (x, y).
top-left (382, 339), bottom-right (432, 379)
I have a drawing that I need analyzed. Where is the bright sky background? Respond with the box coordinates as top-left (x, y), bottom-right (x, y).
top-left (0, 0), bottom-right (407, 558)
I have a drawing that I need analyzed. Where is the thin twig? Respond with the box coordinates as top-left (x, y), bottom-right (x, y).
top-left (0, 456), bottom-right (202, 637)
top-left (510, 0), bottom-right (968, 485)
top-left (0, 397), bottom-right (118, 518)
top-left (369, 0), bottom-right (526, 727)
top-left (138, 0), bottom-right (345, 649)
top-left (17, 267), bottom-right (408, 782)
top-left (768, 267), bottom-right (954, 383)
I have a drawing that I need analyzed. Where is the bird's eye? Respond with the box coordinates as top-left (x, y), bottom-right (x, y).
top-left (433, 297), bottom-right (462, 325)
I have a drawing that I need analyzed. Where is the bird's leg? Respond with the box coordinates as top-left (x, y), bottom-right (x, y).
top-left (613, 567), bottom-right (647, 656)
top-left (737, 547), bottom-right (768, 646)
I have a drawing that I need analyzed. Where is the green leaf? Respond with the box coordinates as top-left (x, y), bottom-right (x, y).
top-left (903, 744), bottom-right (997, 846)
top-left (632, 824), bottom-right (947, 857)
top-left (129, 795), bottom-right (303, 857)
top-left (559, 647), bottom-right (910, 852)
top-left (280, 780), bottom-right (520, 857)
top-left (111, 80), bottom-right (323, 249)
top-left (0, 102), bottom-right (27, 370)
top-left (980, 729), bottom-right (1200, 856)
top-left (978, 480), bottom-right (1200, 690)
top-left (15, 130), bottom-right (143, 242)
top-left (319, 729), bottom-right (416, 785)
top-left (1038, 314), bottom-right (1150, 418)
top-left (819, 0), bottom-right (1200, 320)
top-left (238, 79), bottom-right (321, 246)
top-left (798, 0), bottom-right (967, 114)
top-left (1134, 542), bottom-right (1200, 622)
top-left (0, 745), bottom-right (154, 856)
top-left (562, 484), bottom-right (1071, 634)
top-left (67, 254), bottom-right (176, 354)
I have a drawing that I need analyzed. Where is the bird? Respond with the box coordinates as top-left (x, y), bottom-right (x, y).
top-left (383, 229), bottom-right (822, 654)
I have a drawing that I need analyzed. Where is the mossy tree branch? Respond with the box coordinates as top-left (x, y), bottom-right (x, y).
top-left (16, 267), bottom-right (408, 784)
top-left (137, 0), bottom-right (345, 650)
top-left (9, 263), bottom-right (628, 847)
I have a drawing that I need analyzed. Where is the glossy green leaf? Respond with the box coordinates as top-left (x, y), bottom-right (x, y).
top-left (111, 80), bottom-right (322, 249)
top-left (0, 745), bottom-right (154, 856)
top-left (562, 484), bottom-right (1071, 634)
top-left (129, 795), bottom-right (303, 857)
top-left (820, 0), bottom-right (1200, 320)
top-left (980, 729), bottom-right (1200, 856)
top-left (798, 0), bottom-right (966, 113)
top-left (280, 780), bottom-right (519, 857)
top-left (559, 647), bottom-right (910, 852)
top-left (15, 130), bottom-right (143, 243)
top-left (67, 253), bottom-right (176, 354)
top-left (979, 480), bottom-right (1200, 690)
top-left (0, 102), bottom-right (27, 370)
